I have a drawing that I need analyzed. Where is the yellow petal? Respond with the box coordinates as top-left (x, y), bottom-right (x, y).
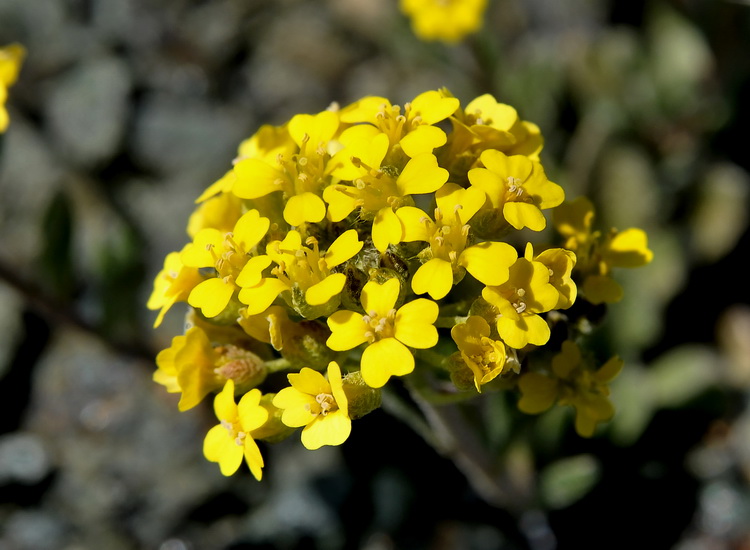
top-left (517, 373), bottom-right (558, 414)
top-left (233, 158), bottom-right (285, 199)
top-left (459, 242), bottom-right (516, 286)
top-left (203, 425), bottom-right (243, 476)
top-left (306, 273), bottom-right (346, 306)
top-left (496, 313), bottom-right (550, 349)
top-left (243, 437), bottom-right (264, 481)
top-left (361, 338), bottom-right (414, 388)
top-left (288, 110), bottom-right (339, 149)
top-left (235, 255), bottom-right (272, 288)
top-left (324, 229), bottom-right (363, 269)
top-left (233, 209), bottom-right (270, 250)
top-left (181, 228), bottom-right (224, 268)
top-left (503, 202), bottom-right (546, 231)
top-left (604, 228), bottom-right (653, 267)
top-left (188, 278), bottom-right (234, 318)
top-left (400, 125), bottom-right (447, 157)
top-left (361, 278), bottom-right (400, 316)
top-left (301, 410), bottom-right (351, 450)
top-left (327, 361), bottom-right (348, 416)
top-left (396, 153), bottom-right (448, 196)
top-left (595, 356), bottom-right (624, 383)
top-left (273, 387), bottom-right (318, 427)
top-left (237, 277), bottom-right (289, 315)
top-left (396, 206), bottom-right (432, 243)
top-left (372, 207), bottom-right (403, 252)
top-left (214, 379), bottom-right (237, 420)
top-left (288, 367), bottom-right (330, 396)
top-left (409, 91), bottom-right (460, 125)
top-left (323, 184), bottom-right (359, 222)
top-left (394, 299), bottom-right (439, 349)
top-left (467, 167), bottom-right (505, 209)
top-left (437, 183), bottom-right (486, 225)
top-left (237, 389), bottom-right (269, 433)
top-left (327, 310), bottom-right (368, 351)
top-left (583, 275), bottom-right (623, 304)
top-left (411, 258), bottom-right (453, 299)
top-left (284, 192), bottom-right (326, 226)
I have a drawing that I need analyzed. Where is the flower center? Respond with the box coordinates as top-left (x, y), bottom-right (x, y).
top-left (511, 287), bottom-right (527, 314)
top-left (220, 419), bottom-right (247, 447)
top-left (315, 393), bottom-right (337, 416)
top-left (361, 308), bottom-right (397, 342)
top-left (505, 176), bottom-right (530, 203)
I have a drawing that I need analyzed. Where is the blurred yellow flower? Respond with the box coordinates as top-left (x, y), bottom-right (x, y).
top-left (517, 340), bottom-right (623, 437)
top-left (400, 0), bottom-right (488, 44)
top-left (554, 197), bottom-right (653, 304)
top-left (0, 43), bottom-right (25, 133)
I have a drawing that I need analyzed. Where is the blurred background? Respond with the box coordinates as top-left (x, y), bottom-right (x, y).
top-left (1, 0), bottom-right (749, 548)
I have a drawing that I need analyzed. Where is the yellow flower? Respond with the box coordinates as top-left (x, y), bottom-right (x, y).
top-left (325, 132), bottom-right (448, 251)
top-left (482, 246), bottom-right (559, 349)
top-left (326, 278), bottom-right (438, 388)
top-left (338, 91), bottom-right (459, 159)
top-left (554, 197), bottom-right (653, 304)
top-left (233, 110), bottom-right (340, 226)
top-left (187, 189), bottom-right (244, 237)
top-left (272, 362), bottom-right (351, 450)
top-left (147, 246), bottom-right (203, 327)
top-left (468, 150), bottom-right (564, 231)
top-left (528, 245), bottom-right (577, 310)
top-left (154, 326), bottom-right (266, 411)
top-left (240, 229), bottom-right (362, 317)
top-left (451, 316), bottom-right (514, 392)
top-left (181, 209), bottom-right (271, 318)
top-left (203, 380), bottom-right (268, 478)
top-left (395, 182), bottom-right (517, 299)
top-left (400, 0), bottom-right (488, 44)
top-left (0, 43), bottom-right (25, 133)
top-left (517, 340), bottom-right (623, 437)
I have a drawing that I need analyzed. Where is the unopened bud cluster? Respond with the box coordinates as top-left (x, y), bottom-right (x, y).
top-left (149, 90), bottom-right (653, 479)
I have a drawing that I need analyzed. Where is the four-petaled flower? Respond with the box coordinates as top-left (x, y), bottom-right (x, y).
top-left (273, 362), bottom-right (351, 450)
top-left (240, 229), bottom-right (363, 317)
top-left (451, 316), bottom-right (515, 392)
top-left (327, 278), bottom-right (438, 388)
top-left (395, 182), bottom-right (517, 299)
top-left (554, 197), bottom-right (653, 304)
top-left (181, 209), bottom-right (271, 318)
top-left (203, 380), bottom-right (268, 479)
top-left (325, 131), bottom-right (449, 251)
top-left (468, 149), bottom-right (564, 231)
top-left (517, 340), bottom-right (623, 437)
top-left (482, 244), bottom-right (559, 349)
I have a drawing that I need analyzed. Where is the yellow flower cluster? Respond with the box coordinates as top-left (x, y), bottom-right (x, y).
top-left (0, 43), bottom-right (25, 133)
top-left (149, 89), bottom-right (653, 478)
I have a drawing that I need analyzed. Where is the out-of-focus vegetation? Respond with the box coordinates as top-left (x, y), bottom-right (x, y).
top-left (0, 1), bottom-right (749, 548)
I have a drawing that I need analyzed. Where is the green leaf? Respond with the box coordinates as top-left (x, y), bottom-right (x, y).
top-left (540, 454), bottom-right (601, 509)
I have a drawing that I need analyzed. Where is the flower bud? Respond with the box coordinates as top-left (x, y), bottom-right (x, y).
top-left (214, 344), bottom-right (267, 391)
top-left (341, 371), bottom-right (381, 419)
top-left (278, 320), bottom-right (337, 370)
top-left (251, 393), bottom-right (295, 443)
